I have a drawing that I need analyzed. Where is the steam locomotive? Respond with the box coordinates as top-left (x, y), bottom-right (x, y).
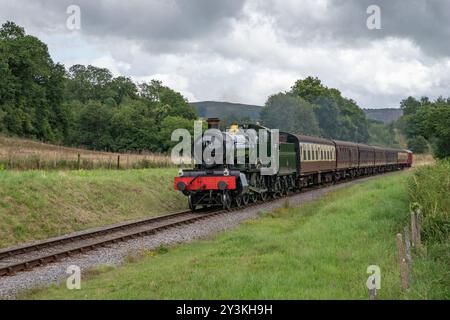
top-left (174, 118), bottom-right (412, 211)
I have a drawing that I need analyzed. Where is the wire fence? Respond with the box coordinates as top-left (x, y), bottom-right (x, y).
top-left (0, 136), bottom-right (181, 170)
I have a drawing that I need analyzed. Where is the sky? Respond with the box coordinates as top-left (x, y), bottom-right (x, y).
top-left (1, 0), bottom-right (450, 108)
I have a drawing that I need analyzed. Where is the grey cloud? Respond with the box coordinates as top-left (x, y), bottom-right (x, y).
top-left (1, 0), bottom-right (244, 48)
top-left (2, 0), bottom-right (449, 56)
top-left (262, 0), bottom-right (450, 57)
top-left (1, 0), bottom-right (450, 108)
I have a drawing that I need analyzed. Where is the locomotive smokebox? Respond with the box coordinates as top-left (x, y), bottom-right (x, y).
top-left (207, 118), bottom-right (220, 129)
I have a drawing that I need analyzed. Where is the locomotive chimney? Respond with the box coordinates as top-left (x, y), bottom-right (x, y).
top-left (206, 118), bottom-right (220, 129)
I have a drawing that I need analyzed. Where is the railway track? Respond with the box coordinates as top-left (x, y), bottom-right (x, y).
top-left (0, 170), bottom-right (397, 277)
top-left (0, 203), bottom-right (262, 277)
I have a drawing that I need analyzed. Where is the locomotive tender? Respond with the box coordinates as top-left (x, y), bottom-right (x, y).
top-left (174, 118), bottom-right (412, 211)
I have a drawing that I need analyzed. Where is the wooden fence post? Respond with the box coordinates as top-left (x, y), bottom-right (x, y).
top-left (411, 209), bottom-right (423, 251)
top-left (117, 155), bottom-right (120, 170)
top-left (415, 209), bottom-right (422, 250)
top-left (411, 212), bottom-right (417, 248)
top-left (404, 226), bottom-right (412, 284)
top-left (368, 287), bottom-right (377, 300)
top-left (77, 153), bottom-right (81, 170)
top-left (396, 233), bottom-right (409, 291)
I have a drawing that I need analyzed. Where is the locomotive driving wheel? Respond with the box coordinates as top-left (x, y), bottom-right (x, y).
top-left (260, 191), bottom-right (268, 202)
top-left (256, 175), bottom-right (268, 202)
top-left (235, 195), bottom-right (242, 208)
top-left (281, 177), bottom-right (288, 196)
top-left (242, 193), bottom-right (249, 205)
top-left (222, 191), bottom-right (232, 210)
top-left (271, 177), bottom-right (281, 199)
top-left (188, 195), bottom-right (196, 212)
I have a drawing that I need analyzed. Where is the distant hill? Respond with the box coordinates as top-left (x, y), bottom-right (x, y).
top-left (363, 108), bottom-right (403, 124)
top-left (190, 101), bottom-right (262, 120)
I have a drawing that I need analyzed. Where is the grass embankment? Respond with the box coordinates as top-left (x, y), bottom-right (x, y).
top-left (406, 161), bottom-right (450, 299)
top-left (0, 168), bottom-right (186, 248)
top-left (25, 172), bottom-right (421, 300)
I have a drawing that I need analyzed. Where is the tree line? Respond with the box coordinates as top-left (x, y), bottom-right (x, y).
top-left (260, 77), bottom-right (398, 147)
top-left (0, 22), bottom-right (197, 153)
top-left (397, 96), bottom-right (450, 159)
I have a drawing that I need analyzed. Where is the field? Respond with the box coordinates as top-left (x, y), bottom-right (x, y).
top-left (0, 168), bottom-right (186, 248)
top-left (0, 135), bottom-right (173, 170)
top-left (21, 171), bottom-right (448, 300)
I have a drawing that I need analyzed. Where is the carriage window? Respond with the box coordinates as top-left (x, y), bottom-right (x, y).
top-left (308, 150), bottom-right (311, 160)
top-left (303, 149), bottom-right (307, 161)
top-left (316, 150), bottom-right (318, 160)
top-left (321, 150), bottom-right (323, 160)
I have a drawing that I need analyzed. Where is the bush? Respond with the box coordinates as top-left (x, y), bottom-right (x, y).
top-left (409, 161), bottom-right (450, 242)
top-left (407, 135), bottom-right (429, 154)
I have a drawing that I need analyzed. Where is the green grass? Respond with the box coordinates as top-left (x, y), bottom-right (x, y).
top-left (405, 161), bottom-right (450, 299)
top-left (409, 160), bottom-right (450, 242)
top-left (24, 171), bottom-right (441, 300)
top-left (0, 168), bottom-right (186, 248)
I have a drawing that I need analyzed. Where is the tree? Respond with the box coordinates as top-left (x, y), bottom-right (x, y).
top-left (0, 21), bottom-right (69, 142)
top-left (398, 96), bottom-right (450, 159)
top-left (159, 116), bottom-right (195, 151)
top-left (407, 135), bottom-right (429, 154)
top-left (109, 76), bottom-right (137, 105)
top-left (139, 80), bottom-right (197, 120)
top-left (424, 103), bottom-right (450, 158)
top-left (368, 120), bottom-right (400, 147)
top-left (261, 93), bottom-right (320, 135)
top-left (73, 101), bottom-right (114, 150)
top-left (291, 76), bottom-right (328, 102)
top-left (0, 22), bottom-right (200, 153)
top-left (110, 99), bottom-right (158, 152)
top-left (66, 64), bottom-right (114, 103)
top-left (400, 96), bottom-right (422, 116)
top-left (289, 77), bottom-right (370, 142)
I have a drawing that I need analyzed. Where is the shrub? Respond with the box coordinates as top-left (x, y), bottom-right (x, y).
top-left (409, 160), bottom-right (450, 242)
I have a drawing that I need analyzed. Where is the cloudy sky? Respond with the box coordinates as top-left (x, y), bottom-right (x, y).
top-left (1, 0), bottom-right (450, 108)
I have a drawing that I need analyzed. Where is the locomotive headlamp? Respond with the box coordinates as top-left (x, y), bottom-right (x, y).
top-left (223, 168), bottom-right (230, 176)
top-left (177, 181), bottom-right (186, 191)
top-left (218, 181), bottom-right (228, 190)
top-left (178, 169), bottom-right (184, 177)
